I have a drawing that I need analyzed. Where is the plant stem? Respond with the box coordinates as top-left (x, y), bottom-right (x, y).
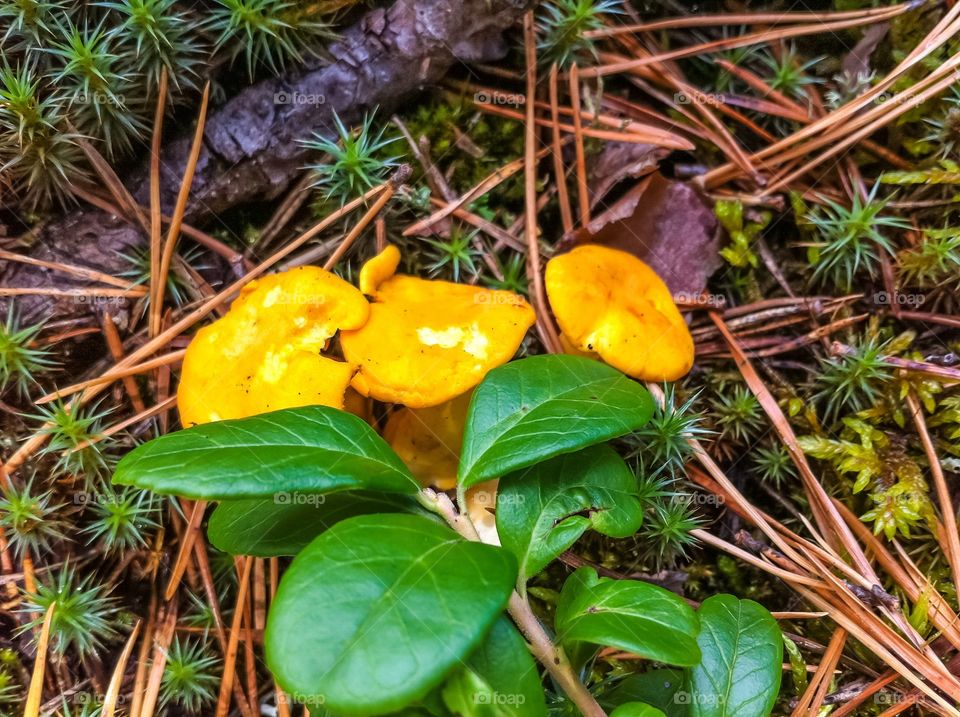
top-left (417, 489), bottom-right (607, 717)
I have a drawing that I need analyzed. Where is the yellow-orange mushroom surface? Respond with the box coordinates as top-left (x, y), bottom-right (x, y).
top-left (178, 266), bottom-right (369, 426)
top-left (545, 244), bottom-right (694, 381)
top-left (341, 246), bottom-right (536, 408)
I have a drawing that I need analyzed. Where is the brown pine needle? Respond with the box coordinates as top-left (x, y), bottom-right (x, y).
top-left (709, 313), bottom-right (871, 573)
top-left (152, 82), bottom-right (211, 337)
top-left (793, 628), bottom-right (846, 716)
top-left (833, 499), bottom-right (960, 649)
top-left (36, 350), bottom-right (186, 405)
top-left (322, 183), bottom-right (396, 270)
top-left (403, 143), bottom-right (565, 237)
top-left (0, 249), bottom-right (138, 290)
top-left (0, 287), bottom-right (146, 298)
top-left (216, 556), bottom-right (254, 717)
top-left (584, 2), bottom-right (919, 36)
top-left (426, 197), bottom-right (526, 252)
top-left (70, 129), bottom-right (149, 236)
top-left (548, 64), bottom-right (574, 235)
top-left (129, 594), bottom-right (157, 717)
top-left (579, 3), bottom-right (914, 78)
top-left (101, 312), bottom-right (146, 413)
top-left (24, 602), bottom-right (54, 717)
top-left (568, 64), bottom-right (591, 225)
top-left (468, 97), bottom-right (694, 148)
top-left (137, 602), bottom-right (178, 717)
top-left (164, 500), bottom-right (207, 601)
top-left (149, 69), bottom-right (169, 339)
top-left (523, 12), bottom-right (562, 355)
top-left (72, 396), bottom-right (178, 452)
top-left (70, 184), bottom-right (250, 270)
top-left (102, 621), bottom-right (142, 717)
top-left (908, 392), bottom-right (960, 597)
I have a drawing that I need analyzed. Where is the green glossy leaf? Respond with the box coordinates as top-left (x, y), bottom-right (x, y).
top-left (459, 355), bottom-right (654, 488)
top-left (600, 670), bottom-right (686, 717)
top-left (441, 617), bottom-right (548, 717)
top-left (265, 514), bottom-right (518, 716)
top-left (555, 567), bottom-right (700, 667)
top-left (610, 704), bottom-right (667, 717)
top-left (686, 595), bottom-right (782, 717)
top-left (113, 406), bottom-right (418, 499)
top-left (497, 446), bottom-right (643, 581)
top-left (208, 492), bottom-right (424, 556)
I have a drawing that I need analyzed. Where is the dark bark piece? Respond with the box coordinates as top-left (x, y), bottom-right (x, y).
top-left (561, 172), bottom-right (722, 298)
top-left (1, 0), bottom-right (529, 324)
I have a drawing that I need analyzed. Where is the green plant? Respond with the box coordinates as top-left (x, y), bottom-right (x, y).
top-left (751, 443), bottom-right (796, 488)
top-left (424, 226), bottom-right (481, 282)
top-left (640, 497), bottom-right (701, 566)
top-left (47, 19), bottom-right (145, 158)
top-left (628, 384), bottom-right (709, 474)
top-left (0, 306), bottom-right (55, 395)
top-left (303, 111), bottom-right (400, 205)
top-left (920, 86), bottom-right (960, 159)
top-left (159, 637), bottom-right (220, 713)
top-left (710, 384), bottom-right (763, 443)
top-left (483, 251), bottom-right (528, 294)
top-left (120, 244), bottom-right (205, 308)
top-left (53, 695), bottom-right (104, 717)
top-left (813, 337), bottom-right (892, 423)
top-left (0, 0), bottom-right (64, 46)
top-left (802, 186), bottom-right (909, 291)
top-left (898, 227), bottom-right (960, 298)
top-left (0, 478), bottom-right (66, 557)
top-left (715, 198), bottom-right (771, 269)
top-left (536, 0), bottom-right (621, 67)
top-left (82, 484), bottom-right (158, 553)
top-left (759, 45), bottom-right (822, 99)
top-left (799, 418), bottom-right (933, 539)
top-left (209, 0), bottom-right (330, 79)
top-left (19, 564), bottom-right (120, 658)
top-left (0, 62), bottom-right (86, 207)
top-left (182, 589), bottom-right (220, 635)
top-left (112, 354), bottom-right (784, 716)
top-left (0, 649), bottom-right (18, 715)
top-left (102, 0), bottom-right (204, 91)
top-left (33, 400), bottom-right (113, 479)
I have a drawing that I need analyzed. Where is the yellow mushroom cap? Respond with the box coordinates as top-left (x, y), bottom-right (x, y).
top-left (341, 246), bottom-right (536, 408)
top-left (359, 243), bottom-right (401, 296)
top-left (177, 266), bottom-right (369, 427)
top-left (545, 244), bottom-right (694, 381)
top-left (382, 391), bottom-right (471, 491)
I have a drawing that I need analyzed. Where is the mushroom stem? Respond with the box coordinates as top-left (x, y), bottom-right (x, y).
top-left (417, 488), bottom-right (609, 717)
